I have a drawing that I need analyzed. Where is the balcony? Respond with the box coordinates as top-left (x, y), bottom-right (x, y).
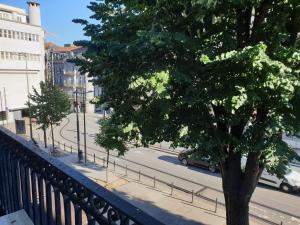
top-left (0, 126), bottom-right (163, 225)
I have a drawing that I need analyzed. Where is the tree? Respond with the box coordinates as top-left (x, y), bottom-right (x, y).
top-left (95, 118), bottom-right (127, 183)
top-left (74, 1), bottom-right (300, 224)
top-left (29, 82), bottom-right (71, 152)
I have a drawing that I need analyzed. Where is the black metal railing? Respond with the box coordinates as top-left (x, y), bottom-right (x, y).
top-left (0, 126), bottom-right (164, 225)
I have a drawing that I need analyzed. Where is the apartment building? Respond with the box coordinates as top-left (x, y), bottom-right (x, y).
top-left (0, 2), bottom-right (45, 123)
top-left (45, 43), bottom-right (101, 113)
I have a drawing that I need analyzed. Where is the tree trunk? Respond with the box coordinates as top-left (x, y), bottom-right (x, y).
top-left (50, 123), bottom-right (55, 153)
top-left (43, 127), bottom-right (47, 148)
top-left (221, 151), bottom-right (262, 225)
top-left (106, 150), bottom-right (110, 183)
top-left (224, 194), bottom-right (250, 225)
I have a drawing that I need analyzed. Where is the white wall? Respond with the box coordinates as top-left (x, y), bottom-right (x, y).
top-left (0, 16), bottom-right (45, 122)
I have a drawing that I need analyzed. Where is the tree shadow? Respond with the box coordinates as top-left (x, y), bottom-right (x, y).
top-left (112, 189), bottom-right (221, 225)
top-left (158, 155), bottom-right (221, 178)
top-left (158, 155), bottom-right (181, 165)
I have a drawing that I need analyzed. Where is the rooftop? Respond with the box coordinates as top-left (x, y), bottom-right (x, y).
top-left (0, 3), bottom-right (26, 15)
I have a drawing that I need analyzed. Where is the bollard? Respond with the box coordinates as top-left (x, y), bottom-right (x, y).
top-left (103, 158), bottom-right (105, 167)
top-left (71, 146), bottom-right (73, 154)
top-left (58, 141), bottom-right (60, 148)
top-left (280, 222), bottom-right (283, 225)
top-left (214, 198), bottom-right (218, 213)
top-left (154, 176), bottom-right (156, 188)
top-left (64, 143), bottom-right (66, 151)
top-left (191, 190), bottom-right (194, 203)
top-left (125, 165), bottom-right (128, 176)
top-left (138, 170), bottom-right (141, 181)
top-left (113, 161), bottom-right (115, 171)
top-left (171, 183), bottom-right (174, 196)
top-left (94, 154), bottom-right (96, 163)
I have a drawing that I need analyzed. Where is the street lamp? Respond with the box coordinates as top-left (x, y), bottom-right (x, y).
top-left (24, 53), bottom-right (33, 139)
top-left (82, 85), bottom-right (93, 164)
top-left (74, 69), bottom-right (83, 162)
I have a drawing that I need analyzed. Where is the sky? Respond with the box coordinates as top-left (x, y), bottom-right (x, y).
top-left (1, 0), bottom-right (93, 46)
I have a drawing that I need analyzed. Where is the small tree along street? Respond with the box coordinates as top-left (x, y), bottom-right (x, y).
top-left (29, 81), bottom-right (71, 152)
top-left (95, 118), bottom-right (127, 183)
top-left (74, 1), bottom-right (300, 224)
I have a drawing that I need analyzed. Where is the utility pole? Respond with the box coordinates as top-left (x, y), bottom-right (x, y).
top-left (83, 87), bottom-right (87, 164)
top-left (75, 69), bottom-right (83, 162)
top-left (25, 53), bottom-right (33, 139)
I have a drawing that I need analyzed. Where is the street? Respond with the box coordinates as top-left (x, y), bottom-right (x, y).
top-left (46, 113), bottom-right (300, 222)
top-left (12, 113), bottom-right (300, 224)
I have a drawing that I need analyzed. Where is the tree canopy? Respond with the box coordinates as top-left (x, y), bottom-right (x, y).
top-left (74, 1), bottom-right (300, 224)
top-left (29, 81), bottom-right (71, 149)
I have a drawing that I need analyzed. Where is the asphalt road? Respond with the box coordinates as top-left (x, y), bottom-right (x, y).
top-left (46, 113), bottom-right (300, 223)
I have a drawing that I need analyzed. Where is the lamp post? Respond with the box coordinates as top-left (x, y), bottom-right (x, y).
top-left (82, 83), bottom-right (93, 164)
top-left (24, 53), bottom-right (33, 139)
top-left (74, 69), bottom-right (83, 162)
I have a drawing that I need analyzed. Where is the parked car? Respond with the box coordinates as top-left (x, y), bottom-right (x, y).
top-left (178, 150), bottom-right (219, 172)
top-left (241, 156), bottom-right (300, 193)
top-left (259, 168), bottom-right (300, 193)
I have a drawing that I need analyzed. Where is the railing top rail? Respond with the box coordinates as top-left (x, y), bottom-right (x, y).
top-left (0, 126), bottom-right (164, 225)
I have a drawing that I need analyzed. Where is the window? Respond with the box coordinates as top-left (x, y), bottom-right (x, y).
top-left (28, 33), bottom-right (32, 41)
top-left (36, 35), bottom-right (39, 42)
top-left (8, 30), bottom-right (11, 38)
top-left (17, 16), bottom-right (22, 22)
top-left (20, 32), bottom-right (24, 40)
top-left (0, 29), bottom-right (2, 37)
top-left (3, 29), bottom-right (7, 38)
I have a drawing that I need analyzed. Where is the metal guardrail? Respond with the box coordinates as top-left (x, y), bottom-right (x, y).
top-left (0, 126), bottom-right (164, 225)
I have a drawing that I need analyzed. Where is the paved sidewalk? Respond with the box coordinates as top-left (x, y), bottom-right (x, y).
top-left (58, 152), bottom-right (227, 225)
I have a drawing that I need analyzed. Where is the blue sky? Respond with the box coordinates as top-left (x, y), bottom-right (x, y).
top-left (1, 0), bottom-right (93, 46)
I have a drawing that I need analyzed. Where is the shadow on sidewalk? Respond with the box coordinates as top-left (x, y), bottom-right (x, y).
top-left (112, 190), bottom-right (208, 225)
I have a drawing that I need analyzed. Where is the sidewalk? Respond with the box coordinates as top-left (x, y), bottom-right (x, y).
top-left (59, 152), bottom-right (227, 225)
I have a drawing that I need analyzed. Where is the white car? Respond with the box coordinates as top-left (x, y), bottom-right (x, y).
top-left (259, 168), bottom-right (300, 193)
top-left (241, 156), bottom-right (300, 192)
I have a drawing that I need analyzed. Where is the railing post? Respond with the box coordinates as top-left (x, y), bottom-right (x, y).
top-left (94, 154), bottom-right (96, 163)
top-left (64, 143), bottom-right (66, 151)
top-left (138, 170), bottom-right (141, 181)
top-left (125, 165), bottom-right (128, 176)
top-left (191, 190), bottom-right (194, 203)
top-left (113, 160), bottom-right (115, 171)
top-left (215, 198), bottom-right (218, 213)
top-left (103, 158), bottom-right (105, 167)
top-left (58, 141), bottom-right (60, 148)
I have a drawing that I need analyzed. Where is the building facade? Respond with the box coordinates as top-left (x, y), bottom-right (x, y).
top-left (45, 44), bottom-right (101, 113)
top-left (0, 2), bottom-right (45, 123)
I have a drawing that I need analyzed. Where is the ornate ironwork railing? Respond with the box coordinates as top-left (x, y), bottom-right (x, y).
top-left (0, 126), bottom-right (164, 225)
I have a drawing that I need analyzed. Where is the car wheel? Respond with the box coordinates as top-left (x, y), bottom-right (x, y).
top-left (181, 158), bottom-right (188, 166)
top-left (280, 183), bottom-right (292, 193)
top-left (208, 165), bottom-right (216, 173)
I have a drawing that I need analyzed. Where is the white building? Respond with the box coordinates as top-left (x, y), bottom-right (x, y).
top-left (0, 2), bottom-right (45, 123)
